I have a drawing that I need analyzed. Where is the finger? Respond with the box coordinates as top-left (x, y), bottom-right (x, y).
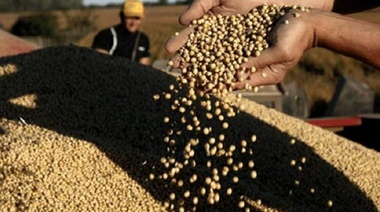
top-left (241, 47), bottom-right (283, 71)
top-left (168, 54), bottom-right (182, 68)
top-left (168, 53), bottom-right (194, 69)
top-left (235, 68), bottom-right (251, 82)
top-left (234, 49), bottom-right (287, 88)
top-left (164, 27), bottom-right (194, 54)
top-left (234, 67), bottom-right (285, 90)
top-left (179, 0), bottom-right (214, 26)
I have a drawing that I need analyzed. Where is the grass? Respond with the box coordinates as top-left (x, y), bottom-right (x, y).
top-left (1, 5), bottom-right (380, 117)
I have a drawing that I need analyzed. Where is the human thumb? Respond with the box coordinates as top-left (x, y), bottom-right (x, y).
top-left (179, 0), bottom-right (213, 26)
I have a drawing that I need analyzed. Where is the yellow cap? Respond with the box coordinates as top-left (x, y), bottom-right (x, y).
top-left (122, 0), bottom-right (144, 18)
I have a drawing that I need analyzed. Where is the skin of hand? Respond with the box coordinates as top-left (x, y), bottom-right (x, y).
top-left (94, 48), bottom-right (110, 55)
top-left (139, 57), bottom-right (151, 65)
top-left (164, 8), bottom-right (315, 83)
top-left (235, 8), bottom-right (380, 88)
top-left (234, 10), bottom-right (315, 89)
top-left (164, 9), bottom-right (314, 88)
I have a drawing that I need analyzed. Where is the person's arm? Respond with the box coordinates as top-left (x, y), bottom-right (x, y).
top-left (138, 33), bottom-right (151, 66)
top-left (332, 0), bottom-right (380, 14)
top-left (92, 29), bottom-right (113, 55)
top-left (315, 10), bottom-right (380, 68)
top-left (139, 57), bottom-right (151, 66)
top-left (94, 48), bottom-right (110, 55)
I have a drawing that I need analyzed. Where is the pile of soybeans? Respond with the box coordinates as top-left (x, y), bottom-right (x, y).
top-left (1, 5), bottom-right (380, 212)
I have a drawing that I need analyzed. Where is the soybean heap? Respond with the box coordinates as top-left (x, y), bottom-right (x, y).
top-left (1, 4), bottom-right (380, 212)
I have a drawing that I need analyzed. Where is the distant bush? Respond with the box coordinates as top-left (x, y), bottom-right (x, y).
top-left (0, 0), bottom-right (83, 12)
top-left (10, 12), bottom-right (59, 37)
top-left (10, 9), bottom-right (95, 45)
top-left (58, 10), bottom-right (96, 44)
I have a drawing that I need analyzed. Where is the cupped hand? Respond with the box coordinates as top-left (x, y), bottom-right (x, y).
top-left (234, 10), bottom-right (316, 89)
top-left (164, 0), bottom-right (256, 61)
top-left (165, 8), bottom-right (318, 90)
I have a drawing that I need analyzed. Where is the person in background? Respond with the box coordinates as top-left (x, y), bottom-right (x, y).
top-left (165, 0), bottom-right (380, 89)
top-left (92, 0), bottom-right (151, 65)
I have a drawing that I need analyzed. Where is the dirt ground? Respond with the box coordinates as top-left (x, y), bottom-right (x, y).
top-left (0, 29), bottom-right (38, 57)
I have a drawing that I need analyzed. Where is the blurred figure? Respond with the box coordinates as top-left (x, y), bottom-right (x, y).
top-left (92, 0), bottom-right (151, 65)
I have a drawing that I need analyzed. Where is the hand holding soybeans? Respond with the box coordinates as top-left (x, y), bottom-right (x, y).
top-left (166, 2), bottom-right (380, 92)
top-left (234, 9), bottom-right (315, 88)
top-left (165, 5), bottom-right (314, 92)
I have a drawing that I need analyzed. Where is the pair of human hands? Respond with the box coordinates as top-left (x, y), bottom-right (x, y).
top-left (164, 0), bottom-right (322, 89)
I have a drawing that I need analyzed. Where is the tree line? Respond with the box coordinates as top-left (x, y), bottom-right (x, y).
top-left (0, 0), bottom-right (194, 12)
top-left (0, 0), bottom-right (83, 12)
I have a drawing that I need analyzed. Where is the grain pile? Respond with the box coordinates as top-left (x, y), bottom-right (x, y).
top-left (0, 43), bottom-right (379, 211)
